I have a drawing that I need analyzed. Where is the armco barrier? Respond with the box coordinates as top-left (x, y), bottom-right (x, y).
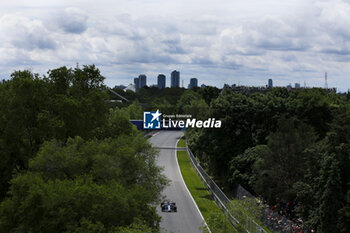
top-left (185, 138), bottom-right (267, 233)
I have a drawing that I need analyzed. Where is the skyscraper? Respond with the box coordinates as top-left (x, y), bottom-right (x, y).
top-left (157, 74), bottom-right (166, 89)
top-left (268, 79), bottom-right (273, 88)
top-left (171, 70), bottom-right (180, 88)
top-left (134, 77), bottom-right (139, 91)
top-left (188, 78), bottom-right (198, 89)
top-left (138, 74), bottom-right (147, 88)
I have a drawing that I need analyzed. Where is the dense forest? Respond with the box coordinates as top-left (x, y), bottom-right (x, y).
top-left (1, 64), bottom-right (349, 232)
top-left (0, 65), bottom-right (166, 232)
top-left (185, 88), bottom-right (350, 232)
top-left (111, 77), bottom-right (350, 232)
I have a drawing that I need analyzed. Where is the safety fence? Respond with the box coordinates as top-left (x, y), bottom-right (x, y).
top-left (235, 185), bottom-right (310, 233)
top-left (185, 139), bottom-right (267, 233)
top-left (185, 138), bottom-right (312, 233)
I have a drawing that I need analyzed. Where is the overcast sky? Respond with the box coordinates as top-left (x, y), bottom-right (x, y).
top-left (1, 0), bottom-right (350, 91)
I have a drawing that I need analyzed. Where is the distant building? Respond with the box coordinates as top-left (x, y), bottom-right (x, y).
top-left (124, 84), bottom-right (136, 92)
top-left (114, 85), bottom-right (126, 89)
top-left (286, 84), bottom-right (292, 91)
top-left (171, 70), bottom-right (180, 88)
top-left (295, 83), bottom-right (301, 89)
top-left (134, 77), bottom-right (139, 91)
top-left (201, 84), bottom-right (206, 88)
top-left (268, 79), bottom-right (273, 88)
top-left (138, 74), bottom-right (147, 88)
top-left (188, 78), bottom-right (198, 89)
top-left (157, 74), bottom-right (166, 89)
top-left (223, 84), bottom-right (230, 89)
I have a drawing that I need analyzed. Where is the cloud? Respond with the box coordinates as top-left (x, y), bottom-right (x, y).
top-left (0, 0), bottom-right (350, 91)
top-left (56, 7), bottom-right (88, 34)
top-left (0, 14), bottom-right (57, 50)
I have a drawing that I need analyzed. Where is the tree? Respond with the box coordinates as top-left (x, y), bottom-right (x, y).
top-left (287, 88), bottom-right (336, 137)
top-left (0, 71), bottom-right (51, 199)
top-left (183, 99), bottom-right (209, 119)
top-left (197, 86), bottom-right (220, 105)
top-left (0, 65), bottom-right (110, 200)
top-left (252, 117), bottom-right (316, 203)
top-left (229, 145), bottom-right (269, 190)
top-left (176, 90), bottom-right (201, 113)
top-left (316, 153), bottom-right (343, 233)
top-left (48, 65), bottom-right (108, 140)
top-left (0, 136), bottom-right (167, 232)
top-left (338, 189), bottom-right (350, 233)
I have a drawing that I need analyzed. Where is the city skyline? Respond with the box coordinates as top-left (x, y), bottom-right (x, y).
top-left (126, 69), bottom-right (335, 91)
top-left (0, 1), bottom-right (349, 91)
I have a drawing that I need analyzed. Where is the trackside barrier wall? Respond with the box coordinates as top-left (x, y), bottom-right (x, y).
top-left (185, 138), bottom-right (267, 233)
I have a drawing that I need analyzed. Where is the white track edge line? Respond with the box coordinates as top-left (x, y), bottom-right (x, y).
top-left (174, 136), bottom-right (212, 233)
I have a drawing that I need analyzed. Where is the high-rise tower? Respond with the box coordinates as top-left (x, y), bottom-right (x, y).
top-left (268, 79), bottom-right (273, 88)
top-left (157, 74), bottom-right (166, 89)
top-left (171, 70), bottom-right (180, 88)
top-left (188, 78), bottom-right (198, 89)
top-left (134, 77), bottom-right (139, 91)
top-left (138, 74), bottom-right (147, 88)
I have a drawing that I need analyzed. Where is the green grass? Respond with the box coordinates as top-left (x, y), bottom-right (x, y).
top-left (177, 138), bottom-right (187, 148)
top-left (230, 199), bottom-right (273, 233)
top-left (176, 144), bottom-right (238, 233)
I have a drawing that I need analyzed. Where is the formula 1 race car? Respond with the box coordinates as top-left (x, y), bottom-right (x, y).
top-left (160, 200), bottom-right (177, 212)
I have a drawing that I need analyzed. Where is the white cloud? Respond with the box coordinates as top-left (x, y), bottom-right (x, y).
top-left (0, 14), bottom-right (56, 50)
top-left (0, 0), bottom-right (349, 91)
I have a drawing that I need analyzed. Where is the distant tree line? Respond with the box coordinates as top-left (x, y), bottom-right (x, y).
top-left (4, 64), bottom-right (348, 232)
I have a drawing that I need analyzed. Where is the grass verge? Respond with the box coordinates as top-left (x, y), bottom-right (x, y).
top-left (230, 199), bottom-right (273, 233)
top-left (177, 138), bottom-right (187, 147)
top-left (177, 139), bottom-right (238, 233)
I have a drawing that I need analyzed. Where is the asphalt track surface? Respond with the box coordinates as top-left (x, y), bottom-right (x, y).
top-left (150, 131), bottom-right (204, 233)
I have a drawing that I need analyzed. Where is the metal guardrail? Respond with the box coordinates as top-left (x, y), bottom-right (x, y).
top-left (185, 138), bottom-right (267, 233)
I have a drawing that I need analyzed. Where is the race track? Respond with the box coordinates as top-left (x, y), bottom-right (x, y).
top-left (150, 131), bottom-right (204, 233)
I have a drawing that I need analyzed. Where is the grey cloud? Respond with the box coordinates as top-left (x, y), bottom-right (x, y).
top-left (256, 39), bottom-right (310, 51)
top-left (247, 17), bottom-right (311, 52)
top-left (162, 39), bottom-right (187, 54)
top-left (321, 48), bottom-right (350, 55)
top-left (190, 57), bottom-right (215, 65)
top-left (57, 8), bottom-right (88, 34)
top-left (291, 68), bottom-right (315, 73)
top-left (0, 14), bottom-right (57, 51)
top-left (13, 34), bottom-right (56, 50)
top-left (1, 0), bottom-right (350, 91)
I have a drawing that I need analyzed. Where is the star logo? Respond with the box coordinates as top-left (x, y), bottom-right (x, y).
top-left (143, 110), bottom-right (162, 129)
top-left (150, 110), bottom-right (162, 122)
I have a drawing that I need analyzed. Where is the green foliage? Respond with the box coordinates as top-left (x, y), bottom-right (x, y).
top-left (337, 189), bottom-right (350, 233)
top-left (196, 86), bottom-right (220, 105)
top-left (201, 213), bottom-right (238, 233)
top-left (176, 90), bottom-right (201, 113)
top-left (253, 117), bottom-right (317, 203)
top-left (0, 136), bottom-right (166, 232)
top-left (151, 98), bottom-right (177, 115)
top-left (0, 66), bottom-right (109, 200)
top-left (137, 87), bottom-right (186, 107)
top-left (177, 138), bottom-right (187, 148)
top-left (287, 88), bottom-right (335, 137)
top-left (229, 145), bottom-right (269, 189)
top-left (177, 150), bottom-right (236, 233)
top-left (188, 87), bottom-right (349, 232)
top-left (0, 65), bottom-right (171, 233)
top-left (183, 99), bottom-right (209, 119)
top-left (125, 101), bottom-right (143, 119)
